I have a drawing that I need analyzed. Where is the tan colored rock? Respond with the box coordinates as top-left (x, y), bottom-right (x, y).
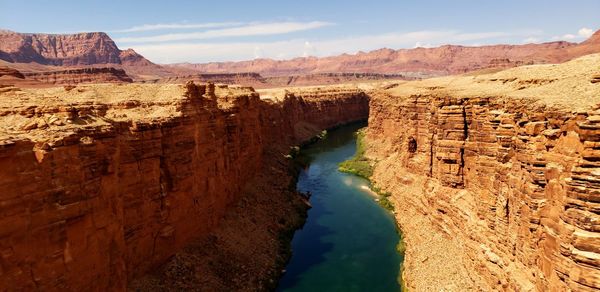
top-left (36, 118), bottom-right (48, 129)
top-left (21, 120), bottom-right (37, 130)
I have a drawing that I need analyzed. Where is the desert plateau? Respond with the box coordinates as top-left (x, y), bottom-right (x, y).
top-left (1, 1), bottom-right (600, 291)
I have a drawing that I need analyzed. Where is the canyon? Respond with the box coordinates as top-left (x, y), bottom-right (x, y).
top-left (1, 26), bottom-right (600, 291)
top-left (3, 53), bottom-right (599, 291)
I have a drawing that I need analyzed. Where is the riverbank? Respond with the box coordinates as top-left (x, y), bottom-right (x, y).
top-left (338, 129), bottom-right (394, 211)
top-left (130, 148), bottom-right (311, 291)
top-left (370, 165), bottom-right (491, 290)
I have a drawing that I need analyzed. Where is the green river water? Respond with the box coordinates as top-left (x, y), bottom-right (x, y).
top-left (277, 122), bottom-right (403, 292)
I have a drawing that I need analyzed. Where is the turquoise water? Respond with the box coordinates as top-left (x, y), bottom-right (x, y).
top-left (277, 123), bottom-right (403, 292)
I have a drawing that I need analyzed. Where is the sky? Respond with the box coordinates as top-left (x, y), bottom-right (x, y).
top-left (1, 0), bottom-right (599, 64)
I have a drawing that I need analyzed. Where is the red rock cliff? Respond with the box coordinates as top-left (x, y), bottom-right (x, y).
top-left (0, 31), bottom-right (168, 80)
top-left (366, 54), bottom-right (600, 291)
top-left (0, 83), bottom-right (368, 290)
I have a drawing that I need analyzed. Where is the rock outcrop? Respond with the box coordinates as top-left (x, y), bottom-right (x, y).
top-left (0, 83), bottom-right (368, 291)
top-left (0, 66), bottom-right (133, 87)
top-left (22, 67), bottom-right (133, 84)
top-left (0, 66), bottom-right (25, 79)
top-left (0, 31), bottom-right (122, 66)
top-left (365, 54), bottom-right (600, 291)
top-left (0, 31), bottom-right (166, 80)
top-left (170, 29), bottom-right (600, 76)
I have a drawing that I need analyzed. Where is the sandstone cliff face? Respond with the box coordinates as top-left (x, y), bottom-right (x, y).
top-left (0, 83), bottom-right (368, 290)
top-left (0, 32), bottom-right (122, 66)
top-left (0, 31), bottom-right (167, 80)
top-left (366, 54), bottom-right (600, 291)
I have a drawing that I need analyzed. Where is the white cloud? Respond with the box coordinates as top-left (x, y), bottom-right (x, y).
top-left (551, 27), bottom-right (595, 41)
top-left (303, 41), bottom-right (316, 57)
top-left (253, 46), bottom-right (264, 59)
top-left (522, 37), bottom-right (541, 43)
top-left (413, 41), bottom-right (433, 48)
top-left (578, 27), bottom-right (594, 38)
top-left (110, 22), bottom-right (242, 33)
top-left (115, 21), bottom-right (333, 43)
top-left (126, 29), bottom-right (536, 63)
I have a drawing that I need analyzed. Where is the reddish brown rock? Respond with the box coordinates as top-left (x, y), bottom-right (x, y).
top-left (0, 66), bottom-right (133, 87)
top-left (0, 65), bottom-right (25, 79)
top-left (365, 54), bottom-right (600, 291)
top-left (25, 67), bottom-right (132, 85)
top-left (0, 31), bottom-right (166, 80)
top-left (0, 83), bottom-right (368, 291)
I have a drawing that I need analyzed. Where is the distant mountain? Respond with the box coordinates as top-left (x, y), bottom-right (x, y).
top-left (0, 31), bottom-right (170, 79)
top-left (168, 30), bottom-right (600, 76)
top-left (1, 29), bottom-right (599, 86)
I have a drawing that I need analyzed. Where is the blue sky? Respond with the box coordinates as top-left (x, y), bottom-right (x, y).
top-left (1, 0), bottom-right (599, 63)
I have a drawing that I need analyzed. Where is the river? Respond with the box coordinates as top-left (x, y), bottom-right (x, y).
top-left (277, 122), bottom-right (403, 291)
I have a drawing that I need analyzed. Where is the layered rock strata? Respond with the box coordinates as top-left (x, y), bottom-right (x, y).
top-left (0, 83), bottom-right (368, 291)
top-left (366, 54), bottom-right (600, 291)
top-left (22, 67), bottom-right (133, 84)
top-left (0, 66), bottom-right (133, 87)
top-left (0, 31), bottom-right (169, 80)
top-left (144, 72), bottom-right (412, 89)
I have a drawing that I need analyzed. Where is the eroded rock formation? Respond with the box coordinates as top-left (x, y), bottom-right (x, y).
top-left (0, 31), bottom-right (167, 80)
top-left (0, 83), bottom-right (368, 290)
top-left (366, 54), bottom-right (600, 291)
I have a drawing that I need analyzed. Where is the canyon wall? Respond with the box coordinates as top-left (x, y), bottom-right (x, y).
top-left (0, 83), bottom-right (368, 291)
top-left (366, 55), bottom-right (600, 291)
